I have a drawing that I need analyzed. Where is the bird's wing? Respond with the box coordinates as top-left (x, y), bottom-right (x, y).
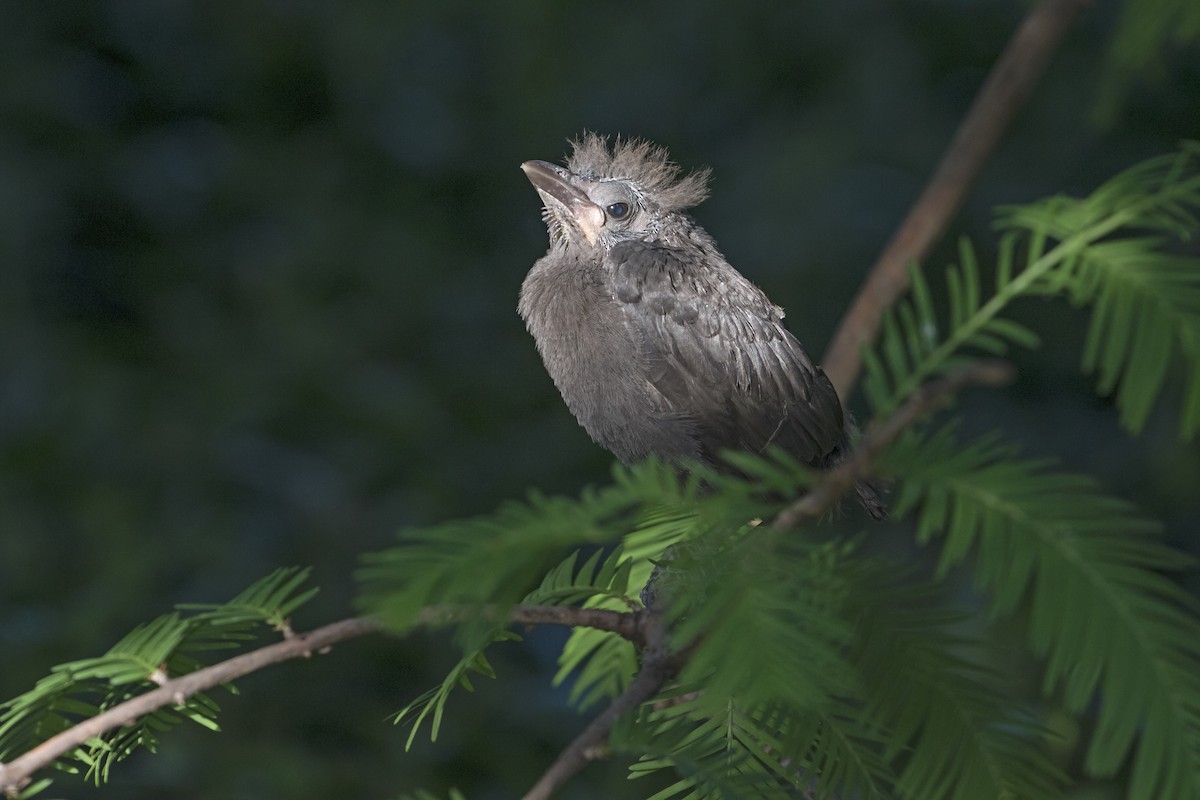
top-left (606, 239), bottom-right (845, 467)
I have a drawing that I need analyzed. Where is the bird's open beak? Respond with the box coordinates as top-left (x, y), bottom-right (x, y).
top-left (521, 160), bottom-right (605, 245)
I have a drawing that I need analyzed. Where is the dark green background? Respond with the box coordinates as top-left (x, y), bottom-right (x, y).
top-left (1, 2), bottom-right (1197, 798)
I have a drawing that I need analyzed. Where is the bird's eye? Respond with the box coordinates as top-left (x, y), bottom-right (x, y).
top-left (606, 202), bottom-right (631, 220)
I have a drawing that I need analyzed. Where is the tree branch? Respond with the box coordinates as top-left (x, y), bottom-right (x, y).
top-left (821, 0), bottom-right (1092, 398)
top-left (0, 604), bottom-right (646, 797)
top-left (509, 604), bottom-right (647, 650)
top-left (523, 612), bottom-right (675, 800)
top-left (772, 359), bottom-right (1015, 528)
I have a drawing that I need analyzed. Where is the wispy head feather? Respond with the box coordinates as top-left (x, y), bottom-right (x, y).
top-left (566, 132), bottom-right (711, 212)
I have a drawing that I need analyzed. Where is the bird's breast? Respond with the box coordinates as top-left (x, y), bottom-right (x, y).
top-left (519, 255), bottom-right (638, 399)
top-left (518, 253), bottom-right (691, 463)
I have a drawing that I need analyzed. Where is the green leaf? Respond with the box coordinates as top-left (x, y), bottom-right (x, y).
top-left (887, 424), bottom-right (1200, 800)
top-left (626, 696), bottom-right (833, 800)
top-left (524, 546), bottom-right (636, 608)
top-left (849, 567), bottom-right (1064, 800)
top-left (393, 630), bottom-right (521, 748)
top-left (1071, 243), bottom-right (1200, 435)
top-left (358, 478), bottom-right (656, 639)
top-left (669, 533), bottom-right (855, 713)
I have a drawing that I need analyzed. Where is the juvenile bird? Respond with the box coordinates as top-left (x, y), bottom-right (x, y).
top-left (519, 134), bottom-right (884, 518)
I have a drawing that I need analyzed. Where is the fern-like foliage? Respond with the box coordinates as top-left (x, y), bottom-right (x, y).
top-left (391, 628), bottom-right (522, 749)
top-left (178, 565), bottom-right (319, 629)
top-left (614, 538), bottom-right (1065, 800)
top-left (666, 533), bottom-right (856, 714)
top-left (0, 568), bottom-right (319, 793)
top-left (847, 568), bottom-right (1065, 800)
top-left (626, 694), bottom-right (846, 800)
top-left (885, 424), bottom-right (1200, 800)
top-left (639, 533), bottom-right (866, 794)
top-left (554, 507), bottom-right (700, 712)
top-left (356, 479), bottom-right (672, 643)
top-left (865, 141), bottom-right (1200, 435)
top-left (525, 545), bottom-right (637, 608)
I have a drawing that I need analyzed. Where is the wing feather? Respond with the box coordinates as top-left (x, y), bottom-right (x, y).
top-left (606, 239), bottom-right (845, 468)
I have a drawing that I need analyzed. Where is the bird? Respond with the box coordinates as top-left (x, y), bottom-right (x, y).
top-left (518, 133), bottom-right (884, 519)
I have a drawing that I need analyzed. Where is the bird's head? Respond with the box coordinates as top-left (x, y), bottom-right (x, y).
top-left (522, 133), bottom-right (711, 251)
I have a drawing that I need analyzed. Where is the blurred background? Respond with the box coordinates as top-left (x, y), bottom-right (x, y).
top-left (0, 1), bottom-right (1196, 798)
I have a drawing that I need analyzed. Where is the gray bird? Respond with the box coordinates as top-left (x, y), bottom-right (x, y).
top-left (519, 134), bottom-right (884, 518)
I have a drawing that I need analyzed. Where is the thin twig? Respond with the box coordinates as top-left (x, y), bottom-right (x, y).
top-left (0, 604), bottom-right (645, 797)
top-left (821, 0), bottom-right (1092, 398)
top-left (523, 612), bottom-right (673, 800)
top-left (772, 360), bottom-right (1015, 528)
top-left (509, 604), bottom-right (647, 650)
top-left (417, 603), bottom-right (642, 644)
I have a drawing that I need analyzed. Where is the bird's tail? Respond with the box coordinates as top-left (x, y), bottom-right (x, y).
top-left (855, 479), bottom-right (888, 521)
top-left (828, 417), bottom-right (888, 521)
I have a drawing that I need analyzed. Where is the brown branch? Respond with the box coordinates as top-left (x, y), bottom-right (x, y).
top-left (523, 612), bottom-right (675, 800)
top-left (521, 657), bottom-right (669, 800)
top-left (772, 359), bottom-right (1016, 529)
top-left (821, 0), bottom-right (1093, 399)
top-left (0, 604), bottom-right (646, 797)
top-left (509, 604), bottom-right (647, 650)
